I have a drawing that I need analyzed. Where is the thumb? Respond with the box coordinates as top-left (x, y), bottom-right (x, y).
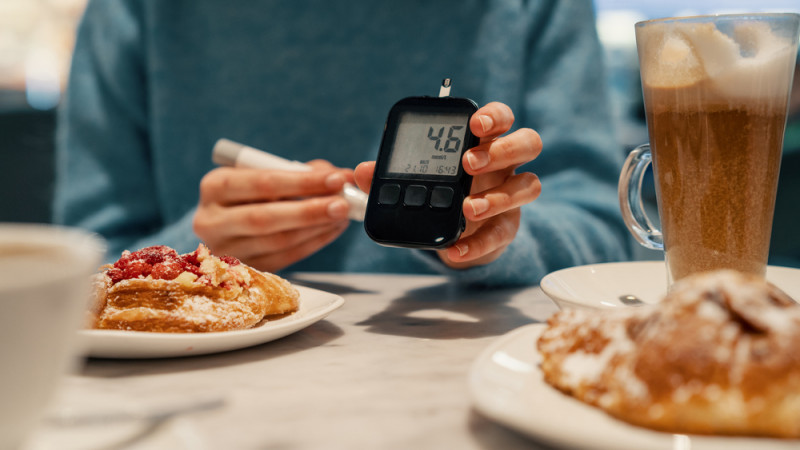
top-left (354, 161), bottom-right (376, 193)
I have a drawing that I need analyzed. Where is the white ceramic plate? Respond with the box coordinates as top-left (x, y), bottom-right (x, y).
top-left (469, 324), bottom-right (798, 450)
top-left (540, 261), bottom-right (800, 310)
top-left (79, 285), bottom-right (344, 359)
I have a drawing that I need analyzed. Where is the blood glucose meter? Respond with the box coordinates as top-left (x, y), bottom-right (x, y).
top-left (364, 79), bottom-right (479, 249)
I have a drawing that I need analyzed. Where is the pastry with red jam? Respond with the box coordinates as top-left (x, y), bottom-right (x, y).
top-left (90, 244), bottom-right (299, 332)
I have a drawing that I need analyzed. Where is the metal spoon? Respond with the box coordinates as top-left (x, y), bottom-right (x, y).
top-left (618, 294), bottom-right (645, 307)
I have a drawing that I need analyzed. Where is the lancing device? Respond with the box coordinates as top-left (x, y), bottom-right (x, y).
top-left (212, 138), bottom-right (367, 221)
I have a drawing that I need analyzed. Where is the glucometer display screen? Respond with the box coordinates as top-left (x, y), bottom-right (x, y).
top-left (385, 111), bottom-right (469, 177)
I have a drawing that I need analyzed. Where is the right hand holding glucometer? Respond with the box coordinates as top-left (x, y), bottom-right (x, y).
top-left (355, 95), bottom-right (544, 269)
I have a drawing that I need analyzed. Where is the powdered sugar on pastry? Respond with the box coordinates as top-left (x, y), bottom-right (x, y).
top-left (537, 269), bottom-right (800, 438)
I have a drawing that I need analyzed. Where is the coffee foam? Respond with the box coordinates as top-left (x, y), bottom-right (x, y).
top-left (637, 19), bottom-right (797, 99)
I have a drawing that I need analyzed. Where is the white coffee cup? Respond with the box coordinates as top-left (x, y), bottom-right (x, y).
top-left (0, 224), bottom-right (105, 450)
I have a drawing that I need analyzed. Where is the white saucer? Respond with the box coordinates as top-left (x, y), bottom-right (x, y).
top-left (469, 324), bottom-right (799, 450)
top-left (540, 261), bottom-right (800, 310)
top-left (79, 285), bottom-right (344, 359)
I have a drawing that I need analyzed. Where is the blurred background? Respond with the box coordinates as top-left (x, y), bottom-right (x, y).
top-left (1, 0), bottom-right (799, 258)
top-left (0, 0), bottom-right (86, 223)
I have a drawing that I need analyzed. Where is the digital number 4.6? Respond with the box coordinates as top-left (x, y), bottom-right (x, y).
top-left (427, 126), bottom-right (463, 153)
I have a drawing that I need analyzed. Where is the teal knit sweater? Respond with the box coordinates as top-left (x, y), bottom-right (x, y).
top-left (54, 0), bottom-right (631, 286)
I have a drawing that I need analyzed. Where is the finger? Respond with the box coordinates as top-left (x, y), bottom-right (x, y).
top-left (307, 160), bottom-right (356, 184)
top-left (217, 221), bottom-right (349, 260)
top-left (204, 195), bottom-right (351, 237)
top-left (243, 222), bottom-right (350, 273)
top-left (354, 161), bottom-right (376, 193)
top-left (442, 213), bottom-right (520, 266)
top-left (199, 167), bottom-right (347, 205)
top-left (306, 159), bottom-right (336, 170)
top-left (462, 128), bottom-right (542, 175)
top-left (470, 102), bottom-right (515, 140)
top-left (463, 172), bottom-right (541, 221)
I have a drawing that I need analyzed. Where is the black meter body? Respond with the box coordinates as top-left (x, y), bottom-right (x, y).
top-left (364, 95), bottom-right (479, 249)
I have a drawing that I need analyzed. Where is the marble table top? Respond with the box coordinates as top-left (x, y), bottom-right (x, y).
top-left (25, 273), bottom-right (561, 450)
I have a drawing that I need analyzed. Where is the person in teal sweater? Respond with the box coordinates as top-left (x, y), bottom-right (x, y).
top-left (54, 0), bottom-right (630, 286)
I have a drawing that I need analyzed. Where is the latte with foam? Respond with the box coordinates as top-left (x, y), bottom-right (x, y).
top-left (636, 15), bottom-right (799, 281)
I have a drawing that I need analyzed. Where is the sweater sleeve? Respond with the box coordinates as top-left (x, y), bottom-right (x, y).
top-left (410, 1), bottom-right (632, 287)
top-left (53, 0), bottom-right (200, 261)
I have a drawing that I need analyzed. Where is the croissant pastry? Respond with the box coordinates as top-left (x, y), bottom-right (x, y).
top-left (538, 270), bottom-right (800, 438)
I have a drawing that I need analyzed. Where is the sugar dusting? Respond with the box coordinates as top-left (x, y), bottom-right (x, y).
top-left (559, 314), bottom-right (635, 387)
top-left (540, 307), bottom-right (652, 403)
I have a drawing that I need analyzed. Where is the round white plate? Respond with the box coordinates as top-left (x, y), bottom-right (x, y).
top-left (469, 324), bottom-right (799, 450)
top-left (540, 261), bottom-right (800, 310)
top-left (79, 285), bottom-right (344, 359)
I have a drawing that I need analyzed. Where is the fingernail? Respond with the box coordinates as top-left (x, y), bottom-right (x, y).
top-left (325, 172), bottom-right (346, 190)
top-left (327, 198), bottom-right (349, 219)
top-left (478, 115), bottom-right (494, 133)
top-left (469, 198), bottom-right (490, 216)
top-left (466, 151), bottom-right (489, 171)
top-left (455, 243), bottom-right (469, 257)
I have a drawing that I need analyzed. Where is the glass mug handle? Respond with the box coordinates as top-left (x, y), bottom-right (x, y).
top-left (618, 143), bottom-right (663, 250)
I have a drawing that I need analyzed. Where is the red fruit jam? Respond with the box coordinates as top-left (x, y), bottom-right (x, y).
top-left (106, 245), bottom-right (238, 285)
top-left (220, 255), bottom-right (241, 266)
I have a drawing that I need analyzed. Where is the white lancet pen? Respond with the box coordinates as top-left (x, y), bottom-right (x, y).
top-left (212, 138), bottom-right (367, 221)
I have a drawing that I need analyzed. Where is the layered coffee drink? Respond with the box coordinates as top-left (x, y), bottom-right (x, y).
top-left (636, 17), bottom-right (799, 281)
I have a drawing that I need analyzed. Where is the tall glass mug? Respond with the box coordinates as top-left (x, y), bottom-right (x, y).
top-left (620, 13), bottom-right (800, 285)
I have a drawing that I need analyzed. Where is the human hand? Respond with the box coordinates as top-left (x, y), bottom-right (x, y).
top-left (193, 161), bottom-right (353, 272)
top-left (354, 102), bottom-right (541, 269)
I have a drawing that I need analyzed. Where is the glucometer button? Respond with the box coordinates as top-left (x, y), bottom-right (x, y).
top-left (378, 184), bottom-right (401, 205)
top-left (430, 186), bottom-right (454, 209)
top-left (404, 185), bottom-right (427, 207)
